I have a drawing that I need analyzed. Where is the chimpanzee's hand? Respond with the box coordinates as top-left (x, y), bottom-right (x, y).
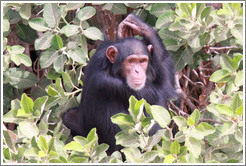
top-left (118, 14), bottom-right (153, 39)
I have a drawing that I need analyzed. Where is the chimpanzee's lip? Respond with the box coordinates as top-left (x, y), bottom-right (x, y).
top-left (132, 80), bottom-right (145, 85)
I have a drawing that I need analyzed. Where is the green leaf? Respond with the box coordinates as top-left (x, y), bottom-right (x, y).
top-left (24, 147), bottom-right (39, 158)
top-left (185, 137), bottom-right (201, 159)
top-left (115, 131), bottom-right (140, 148)
top-left (221, 121), bottom-right (237, 136)
top-left (3, 130), bottom-right (18, 151)
top-left (65, 141), bottom-right (85, 152)
top-left (111, 4), bottom-right (127, 15)
top-left (235, 104), bottom-right (243, 116)
top-left (18, 121), bottom-right (39, 139)
top-left (43, 3), bottom-right (61, 28)
top-left (33, 96), bottom-right (48, 112)
top-left (3, 16), bottom-right (10, 33)
top-left (15, 23), bottom-right (37, 43)
top-left (164, 154), bottom-right (176, 163)
top-left (209, 69), bottom-right (231, 83)
top-left (34, 32), bottom-right (53, 50)
top-left (141, 151), bottom-right (158, 163)
top-left (7, 45), bottom-right (25, 55)
top-left (86, 128), bottom-right (98, 148)
top-left (190, 109), bottom-right (200, 125)
top-left (170, 140), bottom-right (180, 155)
top-left (216, 104), bottom-right (234, 118)
top-left (3, 148), bottom-right (11, 160)
top-left (235, 128), bottom-right (243, 144)
top-left (121, 147), bottom-right (141, 163)
top-left (217, 3), bottom-right (234, 15)
top-left (54, 54), bottom-right (67, 73)
top-left (17, 109), bottom-right (31, 117)
top-left (61, 72), bottom-right (74, 91)
top-left (172, 116), bottom-right (187, 131)
top-left (73, 136), bottom-right (87, 146)
top-left (214, 26), bottom-right (230, 43)
top-left (111, 113), bottom-right (135, 130)
top-left (29, 17), bottom-right (49, 32)
top-left (70, 157), bottom-right (88, 163)
top-left (150, 105), bottom-right (171, 128)
top-left (201, 7), bottom-right (212, 20)
top-left (187, 117), bottom-right (194, 126)
top-left (61, 25), bottom-right (79, 37)
top-left (232, 53), bottom-right (242, 70)
top-left (172, 51), bottom-right (186, 71)
top-left (156, 11), bottom-right (174, 29)
top-left (67, 47), bottom-right (87, 64)
top-left (40, 48), bottom-right (58, 68)
top-left (47, 85), bottom-right (59, 97)
top-left (38, 135), bottom-right (49, 153)
top-left (11, 53), bottom-right (32, 67)
top-left (65, 3), bottom-right (85, 11)
top-left (193, 122), bottom-right (216, 139)
top-left (83, 27), bottom-right (103, 40)
top-left (19, 3), bottom-right (32, 20)
top-left (194, 3), bottom-right (205, 18)
top-left (230, 93), bottom-right (242, 111)
top-left (4, 67), bottom-right (37, 89)
top-left (231, 24), bottom-right (243, 45)
top-left (177, 3), bottom-right (192, 17)
top-left (20, 93), bottom-right (33, 114)
top-left (150, 3), bottom-right (174, 17)
top-left (78, 6), bottom-right (96, 21)
top-left (181, 46), bottom-right (194, 65)
top-left (94, 143), bottom-right (109, 156)
top-left (51, 35), bottom-right (63, 50)
top-left (199, 32), bottom-right (210, 46)
top-left (235, 70), bottom-right (243, 87)
top-left (220, 55), bottom-right (235, 72)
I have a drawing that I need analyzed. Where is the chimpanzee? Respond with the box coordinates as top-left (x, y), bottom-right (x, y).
top-left (62, 14), bottom-right (177, 154)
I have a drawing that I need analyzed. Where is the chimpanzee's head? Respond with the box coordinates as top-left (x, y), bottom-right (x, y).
top-left (106, 37), bottom-right (152, 91)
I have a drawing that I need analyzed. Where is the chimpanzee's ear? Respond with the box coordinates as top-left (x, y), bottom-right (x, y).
top-left (106, 46), bottom-right (118, 64)
top-left (147, 44), bottom-right (153, 54)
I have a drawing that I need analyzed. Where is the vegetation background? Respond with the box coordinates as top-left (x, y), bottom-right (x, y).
top-left (2, 3), bottom-right (244, 163)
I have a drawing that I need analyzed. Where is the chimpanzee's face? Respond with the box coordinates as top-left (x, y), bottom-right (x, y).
top-left (122, 54), bottom-right (149, 90)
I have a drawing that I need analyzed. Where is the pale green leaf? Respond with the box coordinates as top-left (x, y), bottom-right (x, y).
top-left (18, 121), bottom-right (39, 139)
top-left (209, 69), bottom-right (231, 83)
top-left (185, 137), bottom-right (201, 159)
top-left (150, 105), bottom-right (171, 128)
top-left (170, 140), bottom-right (180, 155)
top-left (4, 68), bottom-right (37, 89)
top-left (78, 6), bottom-right (96, 21)
top-left (29, 17), bottom-right (49, 32)
top-left (83, 27), bottom-right (103, 40)
top-left (43, 3), bottom-right (61, 28)
top-left (20, 93), bottom-right (33, 114)
top-left (11, 53), bottom-right (32, 67)
top-left (164, 154), bottom-right (176, 163)
top-left (38, 135), bottom-right (49, 153)
top-left (19, 3), bottom-right (32, 20)
top-left (34, 32), bottom-right (53, 50)
top-left (40, 48), bottom-right (58, 68)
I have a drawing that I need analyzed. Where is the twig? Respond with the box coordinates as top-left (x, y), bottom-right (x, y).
top-left (199, 118), bottom-right (223, 125)
top-left (209, 46), bottom-right (239, 50)
top-left (183, 74), bottom-right (204, 87)
top-left (170, 101), bottom-right (189, 117)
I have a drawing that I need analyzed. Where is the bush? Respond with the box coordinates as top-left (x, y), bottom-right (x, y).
top-left (2, 3), bottom-right (243, 163)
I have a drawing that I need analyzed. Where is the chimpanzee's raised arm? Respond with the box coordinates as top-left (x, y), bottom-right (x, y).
top-left (117, 14), bottom-right (167, 61)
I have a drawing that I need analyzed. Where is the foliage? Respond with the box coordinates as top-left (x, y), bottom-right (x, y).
top-left (2, 3), bottom-right (243, 163)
